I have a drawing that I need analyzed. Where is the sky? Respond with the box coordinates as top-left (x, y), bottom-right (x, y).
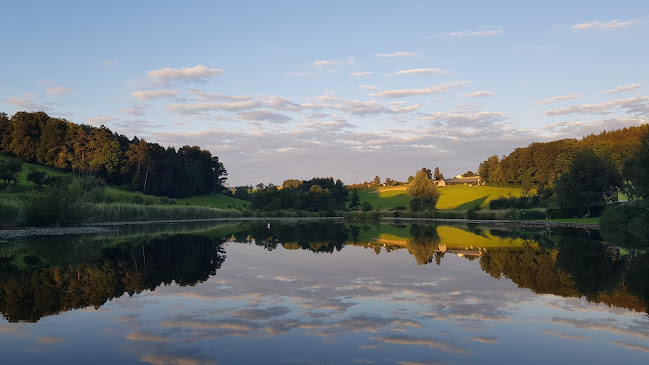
top-left (2, 1), bottom-right (649, 186)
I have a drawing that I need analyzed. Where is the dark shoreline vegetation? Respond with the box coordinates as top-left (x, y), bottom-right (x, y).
top-left (0, 111), bottom-right (648, 247)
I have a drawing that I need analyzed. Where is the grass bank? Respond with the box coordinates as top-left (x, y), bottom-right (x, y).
top-left (357, 185), bottom-right (528, 211)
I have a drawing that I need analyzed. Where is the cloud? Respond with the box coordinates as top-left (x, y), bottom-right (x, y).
top-left (119, 107), bottom-right (146, 116)
top-left (235, 110), bottom-right (292, 123)
top-left (470, 336), bottom-right (498, 343)
top-left (6, 94), bottom-right (50, 111)
top-left (147, 65), bottom-right (224, 83)
top-left (376, 51), bottom-right (417, 58)
top-left (531, 94), bottom-right (583, 105)
top-left (300, 96), bottom-right (421, 116)
top-left (168, 101), bottom-right (263, 113)
top-left (311, 57), bottom-right (357, 68)
top-left (571, 18), bottom-right (645, 31)
top-left (103, 59), bottom-right (118, 68)
top-left (545, 96), bottom-right (649, 116)
top-left (230, 306), bottom-right (292, 321)
top-left (436, 30), bottom-right (503, 37)
top-left (46, 86), bottom-right (73, 95)
top-left (140, 353), bottom-right (217, 365)
top-left (349, 72), bottom-right (373, 77)
top-left (36, 337), bottom-right (65, 344)
top-left (395, 68), bottom-right (449, 75)
top-left (132, 90), bottom-right (177, 100)
top-left (611, 341), bottom-right (649, 353)
top-left (372, 81), bottom-right (471, 98)
top-left (461, 91), bottom-right (494, 98)
top-left (537, 329), bottom-right (588, 340)
top-left (370, 335), bottom-right (473, 354)
top-left (86, 116), bottom-right (118, 126)
top-left (602, 83), bottom-right (641, 94)
top-left (126, 331), bottom-right (172, 342)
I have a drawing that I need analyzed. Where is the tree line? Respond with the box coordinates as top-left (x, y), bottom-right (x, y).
top-left (0, 111), bottom-right (227, 198)
top-left (478, 124), bottom-right (648, 188)
top-left (230, 177), bottom-right (349, 212)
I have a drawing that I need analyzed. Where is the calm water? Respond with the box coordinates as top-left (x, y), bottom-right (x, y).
top-left (1, 220), bottom-right (648, 365)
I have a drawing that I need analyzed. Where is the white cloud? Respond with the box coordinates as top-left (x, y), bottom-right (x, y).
top-left (531, 94), bottom-right (583, 105)
top-left (147, 64), bottom-right (224, 83)
top-left (168, 101), bottom-right (263, 113)
top-left (395, 68), bottom-right (449, 75)
top-left (423, 110), bottom-right (507, 129)
top-left (349, 72), bottom-right (373, 77)
top-left (300, 96), bottom-right (420, 116)
top-left (462, 91), bottom-right (494, 98)
top-left (571, 18), bottom-right (645, 31)
top-left (132, 90), bottom-right (177, 100)
top-left (545, 96), bottom-right (649, 116)
top-left (372, 81), bottom-right (471, 98)
top-left (6, 94), bottom-right (50, 111)
top-left (358, 85), bottom-right (378, 91)
top-left (46, 86), bottom-right (73, 95)
top-left (235, 110), bottom-right (292, 123)
top-left (311, 57), bottom-right (357, 68)
top-left (436, 30), bottom-right (503, 37)
top-left (86, 116), bottom-right (118, 126)
top-left (119, 108), bottom-right (146, 116)
top-left (376, 51), bottom-right (417, 58)
top-left (602, 83), bottom-right (641, 94)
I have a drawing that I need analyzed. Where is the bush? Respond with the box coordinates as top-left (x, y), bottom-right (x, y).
top-left (600, 202), bottom-right (649, 248)
top-left (361, 202), bottom-right (373, 212)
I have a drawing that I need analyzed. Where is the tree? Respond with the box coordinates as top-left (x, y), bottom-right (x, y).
top-left (407, 168), bottom-right (440, 212)
top-left (361, 201), bottom-right (373, 212)
top-left (349, 189), bottom-right (360, 210)
top-left (27, 169), bottom-right (47, 187)
top-left (622, 131), bottom-right (649, 200)
top-left (433, 167), bottom-right (443, 180)
top-left (373, 176), bottom-right (381, 185)
top-left (555, 149), bottom-right (622, 217)
top-left (464, 170), bottom-right (475, 177)
top-left (0, 160), bottom-right (22, 185)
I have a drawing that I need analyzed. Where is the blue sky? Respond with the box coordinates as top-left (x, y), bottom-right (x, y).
top-left (2, 1), bottom-right (648, 186)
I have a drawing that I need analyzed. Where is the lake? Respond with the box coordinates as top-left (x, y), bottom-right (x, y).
top-left (1, 220), bottom-right (648, 364)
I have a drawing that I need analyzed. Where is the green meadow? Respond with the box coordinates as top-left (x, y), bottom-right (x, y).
top-left (357, 185), bottom-right (526, 211)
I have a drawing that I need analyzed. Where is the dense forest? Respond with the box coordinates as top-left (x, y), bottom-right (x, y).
top-left (242, 177), bottom-right (349, 212)
top-left (478, 124), bottom-right (649, 187)
top-left (0, 111), bottom-right (227, 198)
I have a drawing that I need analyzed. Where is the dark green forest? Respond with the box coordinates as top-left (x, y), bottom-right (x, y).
top-left (0, 112), bottom-right (227, 198)
top-left (478, 124), bottom-right (649, 188)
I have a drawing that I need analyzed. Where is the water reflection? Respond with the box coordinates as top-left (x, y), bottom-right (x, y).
top-left (0, 233), bottom-right (226, 322)
top-left (2, 221), bottom-right (649, 324)
top-left (1, 221), bottom-right (649, 364)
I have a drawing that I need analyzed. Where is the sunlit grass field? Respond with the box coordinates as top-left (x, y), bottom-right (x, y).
top-left (357, 185), bottom-right (527, 211)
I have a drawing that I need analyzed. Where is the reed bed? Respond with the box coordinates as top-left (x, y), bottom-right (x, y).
top-left (0, 198), bottom-right (26, 227)
top-left (81, 203), bottom-right (243, 223)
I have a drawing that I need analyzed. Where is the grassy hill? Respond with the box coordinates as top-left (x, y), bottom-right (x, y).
top-left (0, 155), bottom-right (248, 209)
top-left (357, 185), bottom-right (527, 211)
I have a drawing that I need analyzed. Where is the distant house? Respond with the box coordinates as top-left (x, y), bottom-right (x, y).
top-left (443, 176), bottom-right (482, 186)
top-left (435, 179), bottom-right (446, 187)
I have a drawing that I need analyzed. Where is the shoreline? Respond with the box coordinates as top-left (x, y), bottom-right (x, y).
top-left (0, 216), bottom-right (598, 240)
